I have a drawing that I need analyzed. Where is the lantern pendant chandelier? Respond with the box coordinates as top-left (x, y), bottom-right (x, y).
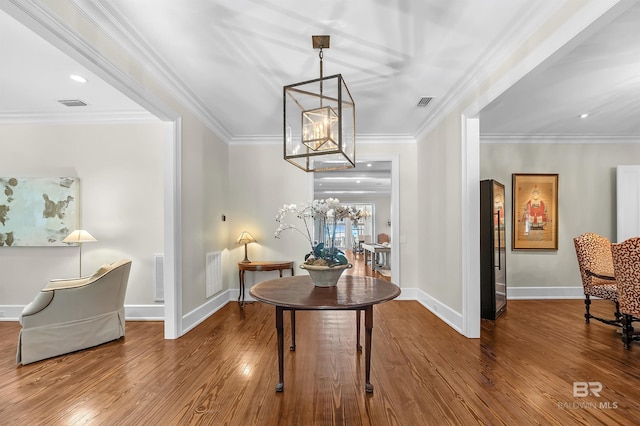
top-left (283, 35), bottom-right (356, 172)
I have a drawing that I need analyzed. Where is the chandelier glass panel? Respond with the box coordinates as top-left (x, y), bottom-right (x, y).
top-left (284, 35), bottom-right (355, 172)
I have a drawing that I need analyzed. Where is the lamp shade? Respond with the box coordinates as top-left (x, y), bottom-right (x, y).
top-left (235, 231), bottom-right (256, 245)
top-left (63, 229), bottom-right (97, 244)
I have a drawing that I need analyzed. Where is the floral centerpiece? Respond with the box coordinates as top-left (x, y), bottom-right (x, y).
top-left (275, 198), bottom-right (362, 286)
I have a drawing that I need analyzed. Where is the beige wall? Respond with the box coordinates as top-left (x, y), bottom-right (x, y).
top-left (6, 1), bottom-right (232, 323)
top-left (227, 142), bottom-right (418, 291)
top-left (480, 141), bottom-right (640, 290)
top-left (0, 122), bottom-right (164, 305)
top-left (417, 113), bottom-right (465, 311)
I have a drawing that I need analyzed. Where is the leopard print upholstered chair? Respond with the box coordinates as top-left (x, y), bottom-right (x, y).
top-left (611, 237), bottom-right (640, 349)
top-left (573, 233), bottom-right (620, 325)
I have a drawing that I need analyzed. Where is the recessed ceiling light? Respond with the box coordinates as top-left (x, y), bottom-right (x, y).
top-left (70, 74), bottom-right (88, 83)
top-left (367, 163), bottom-right (372, 167)
top-left (579, 113), bottom-right (589, 119)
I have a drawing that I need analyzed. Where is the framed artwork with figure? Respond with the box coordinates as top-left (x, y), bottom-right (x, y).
top-left (512, 173), bottom-right (558, 250)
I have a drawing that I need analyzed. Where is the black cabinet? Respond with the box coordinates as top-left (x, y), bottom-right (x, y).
top-left (480, 179), bottom-right (507, 320)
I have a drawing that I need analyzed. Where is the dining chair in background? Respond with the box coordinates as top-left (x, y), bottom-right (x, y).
top-left (573, 233), bottom-right (621, 326)
top-left (611, 237), bottom-right (640, 349)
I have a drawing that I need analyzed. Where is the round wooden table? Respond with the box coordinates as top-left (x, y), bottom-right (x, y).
top-left (250, 274), bottom-right (400, 393)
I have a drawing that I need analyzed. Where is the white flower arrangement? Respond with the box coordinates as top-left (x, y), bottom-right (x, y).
top-left (275, 198), bottom-right (363, 266)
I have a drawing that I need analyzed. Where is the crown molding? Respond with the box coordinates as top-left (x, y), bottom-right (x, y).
top-left (413, 1), bottom-right (564, 141)
top-left (0, 110), bottom-right (159, 125)
top-left (414, 1), bottom-right (620, 142)
top-left (3, 0), bottom-right (179, 124)
top-left (229, 133), bottom-right (416, 145)
top-left (481, 134), bottom-right (640, 144)
top-left (60, 0), bottom-right (233, 141)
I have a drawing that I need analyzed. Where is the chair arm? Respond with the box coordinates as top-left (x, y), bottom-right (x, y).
top-left (44, 277), bottom-right (93, 291)
top-left (585, 269), bottom-right (616, 281)
top-left (20, 291), bottom-right (54, 318)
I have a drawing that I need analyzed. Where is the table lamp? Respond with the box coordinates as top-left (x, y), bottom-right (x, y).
top-left (63, 229), bottom-right (97, 276)
top-left (236, 231), bottom-right (256, 263)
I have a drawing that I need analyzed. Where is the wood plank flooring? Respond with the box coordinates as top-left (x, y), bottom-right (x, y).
top-left (2, 256), bottom-right (639, 424)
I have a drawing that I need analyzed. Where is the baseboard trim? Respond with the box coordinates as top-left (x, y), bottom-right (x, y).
top-left (181, 290), bottom-right (232, 335)
top-left (507, 286), bottom-right (584, 300)
top-left (414, 289), bottom-right (464, 335)
top-left (0, 287), bottom-right (587, 328)
top-left (0, 304), bottom-right (165, 321)
top-left (0, 306), bottom-right (23, 321)
top-left (125, 305), bottom-right (164, 320)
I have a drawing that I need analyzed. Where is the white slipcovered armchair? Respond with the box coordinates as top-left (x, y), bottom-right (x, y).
top-left (16, 259), bottom-right (132, 365)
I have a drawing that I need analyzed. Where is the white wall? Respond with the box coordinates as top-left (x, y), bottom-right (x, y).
top-left (480, 140), bottom-right (640, 291)
top-left (0, 122), bottom-right (164, 306)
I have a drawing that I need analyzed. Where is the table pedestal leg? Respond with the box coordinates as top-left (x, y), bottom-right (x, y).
top-left (364, 305), bottom-right (374, 393)
top-left (276, 306), bottom-right (284, 392)
top-left (290, 310), bottom-right (296, 351)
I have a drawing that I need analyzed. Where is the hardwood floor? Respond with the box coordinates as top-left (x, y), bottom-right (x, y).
top-left (2, 258), bottom-right (639, 425)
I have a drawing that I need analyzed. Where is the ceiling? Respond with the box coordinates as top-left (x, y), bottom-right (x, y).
top-left (480, 1), bottom-right (640, 138)
top-left (314, 161), bottom-right (391, 198)
top-left (1, 1), bottom-right (638, 196)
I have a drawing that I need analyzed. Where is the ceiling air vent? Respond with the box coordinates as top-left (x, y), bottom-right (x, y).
top-left (417, 97), bottom-right (433, 107)
top-left (58, 99), bottom-right (87, 107)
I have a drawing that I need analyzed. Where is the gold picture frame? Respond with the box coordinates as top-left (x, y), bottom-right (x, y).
top-left (512, 173), bottom-right (558, 250)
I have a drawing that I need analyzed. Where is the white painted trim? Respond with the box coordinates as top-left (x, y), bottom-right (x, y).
top-left (230, 134), bottom-right (417, 145)
top-left (507, 286), bottom-right (584, 300)
top-left (0, 304), bottom-right (164, 321)
top-left (0, 306), bottom-right (24, 320)
top-left (2, 3), bottom-right (183, 339)
top-left (461, 116), bottom-right (481, 338)
top-left (414, 2), bottom-right (565, 142)
top-left (164, 120), bottom-right (182, 339)
top-left (67, 0), bottom-right (233, 142)
top-left (464, 0), bottom-right (622, 128)
top-left (481, 134), bottom-right (640, 144)
top-left (0, 286), bottom-right (585, 328)
top-left (125, 305), bottom-right (164, 320)
top-left (0, 110), bottom-right (158, 125)
top-left (181, 291), bottom-right (230, 335)
top-left (3, 0), bottom-right (176, 122)
top-left (414, 289), bottom-right (465, 337)
top-left (460, 1), bottom-right (621, 341)
top-left (322, 153), bottom-right (400, 284)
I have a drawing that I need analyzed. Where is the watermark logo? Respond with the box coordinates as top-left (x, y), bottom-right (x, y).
top-left (573, 381), bottom-right (602, 398)
top-left (557, 382), bottom-right (618, 410)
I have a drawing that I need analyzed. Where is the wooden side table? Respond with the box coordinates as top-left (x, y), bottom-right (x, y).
top-left (238, 261), bottom-right (294, 307)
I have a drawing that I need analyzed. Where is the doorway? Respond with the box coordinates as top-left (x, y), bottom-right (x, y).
top-left (312, 157), bottom-right (398, 282)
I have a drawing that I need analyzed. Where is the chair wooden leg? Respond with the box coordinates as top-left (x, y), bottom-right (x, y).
top-left (622, 314), bottom-right (634, 349)
top-left (614, 301), bottom-right (621, 321)
top-left (584, 295), bottom-right (591, 323)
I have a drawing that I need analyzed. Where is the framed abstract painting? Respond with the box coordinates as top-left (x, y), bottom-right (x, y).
top-left (0, 177), bottom-right (79, 246)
